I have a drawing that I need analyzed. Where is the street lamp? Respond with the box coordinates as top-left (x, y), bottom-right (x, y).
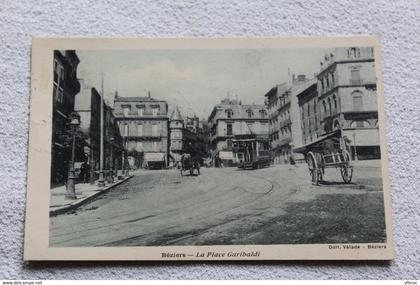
top-left (107, 137), bottom-right (114, 183)
top-left (119, 122), bottom-right (126, 180)
top-left (66, 112), bottom-right (80, 199)
top-left (353, 131), bottom-right (358, 161)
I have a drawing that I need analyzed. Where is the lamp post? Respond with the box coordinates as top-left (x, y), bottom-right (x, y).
top-left (98, 74), bottom-right (105, 187)
top-left (124, 127), bottom-right (129, 177)
top-left (353, 131), bottom-right (358, 161)
top-left (66, 112), bottom-right (80, 199)
top-left (119, 122), bottom-right (126, 180)
top-left (122, 122), bottom-right (130, 177)
top-left (107, 137), bottom-right (114, 183)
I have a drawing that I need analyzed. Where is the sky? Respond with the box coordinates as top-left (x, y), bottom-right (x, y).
top-left (76, 48), bottom-right (332, 119)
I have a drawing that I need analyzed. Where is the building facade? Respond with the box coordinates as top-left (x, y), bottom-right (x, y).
top-left (296, 79), bottom-right (318, 145)
top-left (169, 107), bottom-right (184, 160)
top-left (208, 98), bottom-right (269, 166)
top-left (51, 50), bottom-right (81, 184)
top-left (264, 75), bottom-right (308, 164)
top-left (169, 107), bottom-right (208, 164)
top-left (113, 93), bottom-right (169, 169)
top-left (75, 85), bottom-right (124, 181)
top-left (317, 47), bottom-right (379, 159)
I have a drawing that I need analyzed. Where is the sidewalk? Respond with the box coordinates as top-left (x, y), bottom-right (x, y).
top-left (50, 175), bottom-right (133, 216)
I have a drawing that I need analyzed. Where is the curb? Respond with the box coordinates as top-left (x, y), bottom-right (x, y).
top-left (49, 175), bottom-right (134, 217)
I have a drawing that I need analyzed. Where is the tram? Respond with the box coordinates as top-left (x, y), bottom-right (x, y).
top-left (232, 134), bottom-right (272, 170)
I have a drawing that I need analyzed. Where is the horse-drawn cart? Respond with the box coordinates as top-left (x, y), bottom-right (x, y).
top-left (180, 153), bottom-right (200, 176)
top-left (294, 130), bottom-right (353, 185)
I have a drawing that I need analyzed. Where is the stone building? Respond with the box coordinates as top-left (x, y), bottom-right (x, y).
top-left (51, 50), bottom-right (81, 184)
top-left (208, 98), bottom-right (269, 167)
top-left (296, 79), bottom-right (318, 145)
top-left (169, 107), bottom-right (208, 165)
top-left (113, 93), bottom-right (169, 169)
top-left (169, 107), bottom-right (184, 161)
top-left (75, 85), bottom-right (124, 181)
top-left (264, 75), bottom-right (308, 164)
top-left (317, 47), bottom-right (379, 159)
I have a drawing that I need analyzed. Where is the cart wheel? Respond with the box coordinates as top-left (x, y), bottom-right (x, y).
top-left (340, 165), bottom-right (353, 183)
top-left (340, 151), bottom-right (353, 183)
top-left (307, 152), bottom-right (319, 185)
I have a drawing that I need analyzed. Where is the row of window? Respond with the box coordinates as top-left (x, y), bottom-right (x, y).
top-left (267, 95), bottom-right (290, 110)
top-left (120, 123), bottom-right (165, 137)
top-left (225, 121), bottom-right (267, 136)
top-left (321, 94), bottom-right (339, 117)
top-left (302, 118), bottom-right (317, 135)
top-left (270, 125), bottom-right (291, 141)
top-left (320, 71), bottom-right (335, 91)
top-left (122, 105), bottom-right (162, 117)
top-left (53, 59), bottom-right (65, 104)
top-left (301, 91), bottom-right (365, 124)
top-left (132, 141), bottom-right (161, 152)
top-left (225, 109), bottom-right (267, 119)
top-left (320, 68), bottom-right (364, 95)
top-left (269, 109), bottom-right (290, 125)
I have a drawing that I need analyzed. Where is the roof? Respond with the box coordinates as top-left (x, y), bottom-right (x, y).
top-left (114, 96), bottom-right (166, 103)
top-left (294, 78), bottom-right (318, 99)
top-left (292, 78), bottom-right (317, 96)
top-left (170, 107), bottom-right (183, 121)
top-left (208, 98), bottom-right (268, 121)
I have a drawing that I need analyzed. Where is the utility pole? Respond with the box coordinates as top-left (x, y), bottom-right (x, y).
top-left (120, 120), bottom-right (125, 179)
top-left (98, 73), bottom-right (105, 187)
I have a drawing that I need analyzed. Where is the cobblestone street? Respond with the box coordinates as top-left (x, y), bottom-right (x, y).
top-left (50, 160), bottom-right (386, 247)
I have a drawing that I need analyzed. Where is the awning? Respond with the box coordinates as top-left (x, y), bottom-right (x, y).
top-left (144, 152), bottom-right (165, 162)
top-left (219, 151), bottom-right (234, 160)
top-left (294, 130), bottom-right (341, 154)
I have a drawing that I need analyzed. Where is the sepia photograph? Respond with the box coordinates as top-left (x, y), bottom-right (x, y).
top-left (24, 37), bottom-right (393, 260)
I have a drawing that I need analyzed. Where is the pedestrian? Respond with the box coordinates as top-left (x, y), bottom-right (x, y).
top-left (84, 163), bottom-right (90, 183)
top-left (80, 161), bottom-right (88, 183)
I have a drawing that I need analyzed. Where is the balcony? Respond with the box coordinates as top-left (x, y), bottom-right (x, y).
top-left (278, 137), bottom-right (292, 146)
top-left (126, 134), bottom-right (164, 140)
top-left (321, 111), bottom-right (340, 122)
top-left (117, 112), bottom-right (169, 119)
top-left (277, 100), bottom-right (291, 112)
top-left (279, 118), bottom-right (291, 128)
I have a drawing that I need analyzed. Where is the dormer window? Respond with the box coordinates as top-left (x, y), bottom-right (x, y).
top-left (152, 106), bottom-right (160, 116)
top-left (226, 109), bottom-right (233, 118)
top-left (348, 47), bottom-right (361, 58)
top-left (137, 106), bottom-right (145, 116)
top-left (246, 109), bottom-right (253, 118)
top-left (122, 105), bottom-right (131, 117)
top-left (259, 109), bottom-right (266, 118)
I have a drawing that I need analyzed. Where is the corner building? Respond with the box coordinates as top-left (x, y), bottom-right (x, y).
top-left (113, 93), bottom-right (169, 169)
top-left (51, 50), bottom-right (81, 184)
top-left (264, 75), bottom-right (309, 164)
top-left (317, 47), bottom-right (380, 159)
top-left (208, 98), bottom-right (269, 167)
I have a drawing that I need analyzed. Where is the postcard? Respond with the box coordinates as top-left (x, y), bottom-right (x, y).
top-left (24, 36), bottom-right (393, 260)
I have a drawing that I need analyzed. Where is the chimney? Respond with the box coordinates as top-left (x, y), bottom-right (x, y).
top-left (148, 91), bottom-right (151, 99)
